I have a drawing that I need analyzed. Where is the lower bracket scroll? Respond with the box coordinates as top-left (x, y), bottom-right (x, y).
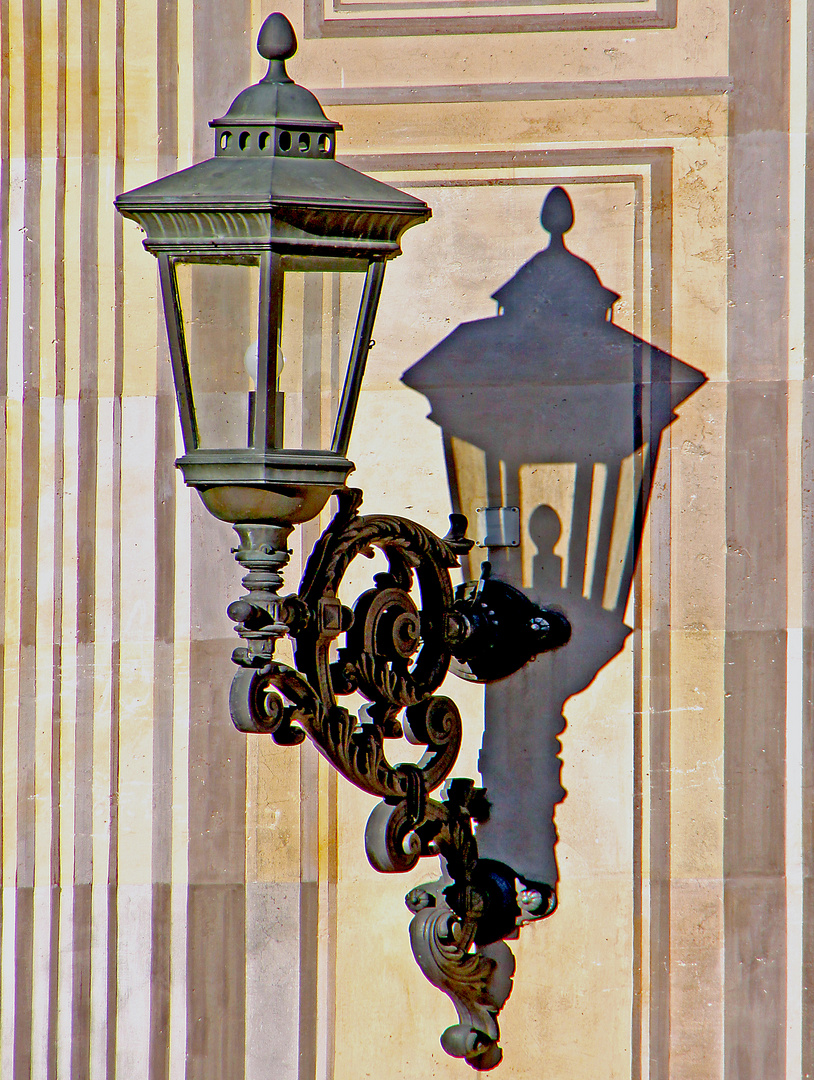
top-left (407, 878), bottom-right (515, 1071)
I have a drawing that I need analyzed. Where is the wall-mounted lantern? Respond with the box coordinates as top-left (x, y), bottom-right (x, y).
top-left (116, 13), bottom-right (569, 1070)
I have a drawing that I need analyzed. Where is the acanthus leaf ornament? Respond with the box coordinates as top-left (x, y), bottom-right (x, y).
top-left (406, 877), bottom-right (516, 1071)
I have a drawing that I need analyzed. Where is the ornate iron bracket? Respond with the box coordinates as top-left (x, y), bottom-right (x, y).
top-left (226, 488), bottom-right (567, 1068)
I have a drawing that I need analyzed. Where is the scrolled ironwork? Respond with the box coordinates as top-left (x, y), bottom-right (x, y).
top-left (226, 488), bottom-right (559, 1067)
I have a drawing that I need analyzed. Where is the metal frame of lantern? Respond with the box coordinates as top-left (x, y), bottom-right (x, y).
top-left (115, 14), bottom-right (570, 1071)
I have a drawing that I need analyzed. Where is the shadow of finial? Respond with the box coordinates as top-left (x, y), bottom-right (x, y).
top-left (540, 187), bottom-right (574, 251)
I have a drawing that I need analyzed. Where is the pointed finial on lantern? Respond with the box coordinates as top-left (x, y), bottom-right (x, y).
top-left (540, 187), bottom-right (574, 250)
top-left (258, 12), bottom-right (297, 84)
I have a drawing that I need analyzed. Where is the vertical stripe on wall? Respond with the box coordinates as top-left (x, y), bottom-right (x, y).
top-left (186, 5), bottom-right (249, 1078)
top-left (46, 0), bottom-right (67, 1070)
top-left (801, 0), bottom-right (814, 1073)
top-left (0, 14), bottom-right (8, 1067)
top-left (70, 0), bottom-right (100, 1071)
top-left (107, 0), bottom-right (126, 1069)
top-left (0, 2), bottom-right (13, 1076)
top-left (0, 0), bottom-right (7, 1049)
top-left (117, 0), bottom-right (157, 1065)
top-left (726, 1), bottom-right (791, 1078)
top-left (297, 272), bottom-right (324, 1080)
top-left (13, 1), bottom-right (42, 1078)
top-left (150, 3), bottom-right (179, 1078)
top-left (785, 0), bottom-right (807, 1074)
top-left (646, 150), bottom-right (674, 1080)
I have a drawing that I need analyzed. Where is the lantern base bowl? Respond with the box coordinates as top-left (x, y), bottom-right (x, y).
top-left (198, 483), bottom-right (340, 525)
top-left (176, 448), bottom-right (354, 526)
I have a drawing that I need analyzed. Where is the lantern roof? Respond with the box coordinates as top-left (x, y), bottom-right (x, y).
top-left (114, 13), bottom-right (429, 262)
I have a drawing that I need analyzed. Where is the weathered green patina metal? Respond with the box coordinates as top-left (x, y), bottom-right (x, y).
top-left (114, 14), bottom-right (427, 263)
top-left (115, 12), bottom-right (430, 526)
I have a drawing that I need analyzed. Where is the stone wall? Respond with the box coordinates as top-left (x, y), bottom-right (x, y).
top-left (0, 0), bottom-right (806, 1077)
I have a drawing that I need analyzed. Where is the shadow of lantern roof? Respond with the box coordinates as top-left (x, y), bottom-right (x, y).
top-left (402, 187), bottom-right (706, 467)
top-left (491, 186), bottom-right (620, 322)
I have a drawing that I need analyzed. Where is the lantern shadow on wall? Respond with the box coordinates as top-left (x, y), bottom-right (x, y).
top-left (403, 186), bottom-right (706, 893)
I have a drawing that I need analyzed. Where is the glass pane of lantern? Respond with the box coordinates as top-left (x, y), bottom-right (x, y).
top-left (173, 260), bottom-right (259, 450)
top-left (278, 269), bottom-right (367, 452)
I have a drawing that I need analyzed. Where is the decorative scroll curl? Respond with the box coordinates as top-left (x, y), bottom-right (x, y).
top-left (406, 878), bottom-right (515, 1071)
top-left (295, 487), bottom-right (469, 719)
